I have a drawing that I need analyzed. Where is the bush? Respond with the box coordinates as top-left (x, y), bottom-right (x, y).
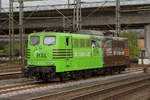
top-left (0, 42), bottom-right (19, 56)
top-left (121, 30), bottom-right (141, 58)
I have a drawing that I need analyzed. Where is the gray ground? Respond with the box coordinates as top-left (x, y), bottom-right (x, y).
top-left (0, 78), bottom-right (34, 87)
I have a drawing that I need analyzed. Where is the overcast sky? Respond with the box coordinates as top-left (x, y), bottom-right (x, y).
top-left (1, 0), bottom-right (108, 8)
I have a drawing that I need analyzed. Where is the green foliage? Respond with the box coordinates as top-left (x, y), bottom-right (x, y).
top-left (0, 42), bottom-right (19, 56)
top-left (13, 43), bottom-right (20, 56)
top-left (121, 30), bottom-right (141, 58)
top-left (0, 43), bottom-right (8, 55)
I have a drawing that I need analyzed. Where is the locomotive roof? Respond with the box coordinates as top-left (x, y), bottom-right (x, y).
top-left (76, 30), bottom-right (104, 36)
top-left (29, 32), bottom-right (90, 38)
top-left (29, 32), bottom-right (128, 40)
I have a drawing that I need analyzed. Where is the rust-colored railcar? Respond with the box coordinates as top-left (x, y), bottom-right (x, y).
top-left (103, 37), bottom-right (130, 69)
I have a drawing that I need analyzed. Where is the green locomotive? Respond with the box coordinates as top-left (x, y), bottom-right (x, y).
top-left (23, 31), bottom-right (129, 81)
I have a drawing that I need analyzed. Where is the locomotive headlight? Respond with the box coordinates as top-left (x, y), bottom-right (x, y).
top-left (50, 62), bottom-right (54, 65)
top-left (32, 62), bottom-right (34, 64)
top-left (47, 62), bottom-right (53, 65)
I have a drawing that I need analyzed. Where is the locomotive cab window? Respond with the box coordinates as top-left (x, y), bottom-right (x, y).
top-left (30, 36), bottom-right (40, 45)
top-left (44, 36), bottom-right (56, 45)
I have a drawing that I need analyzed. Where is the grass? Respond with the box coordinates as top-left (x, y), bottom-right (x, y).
top-left (0, 50), bottom-right (6, 55)
top-left (0, 61), bottom-right (23, 67)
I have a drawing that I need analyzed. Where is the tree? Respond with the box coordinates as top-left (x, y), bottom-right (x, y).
top-left (121, 30), bottom-right (141, 58)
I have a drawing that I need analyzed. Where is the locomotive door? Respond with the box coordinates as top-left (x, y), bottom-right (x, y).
top-left (91, 40), bottom-right (98, 56)
top-left (65, 36), bottom-right (72, 67)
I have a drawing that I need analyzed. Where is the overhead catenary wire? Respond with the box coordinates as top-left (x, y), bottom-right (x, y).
top-left (82, 1), bottom-right (114, 30)
top-left (3, 0), bottom-right (141, 62)
top-left (116, 0), bottom-right (120, 37)
top-left (4, 0), bottom-right (133, 32)
top-left (6, 0), bottom-right (118, 34)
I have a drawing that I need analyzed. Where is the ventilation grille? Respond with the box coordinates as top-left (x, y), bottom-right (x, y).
top-left (53, 49), bottom-right (73, 59)
top-left (26, 49), bottom-right (30, 59)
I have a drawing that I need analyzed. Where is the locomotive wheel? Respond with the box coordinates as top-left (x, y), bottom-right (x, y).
top-left (60, 73), bottom-right (70, 82)
top-left (110, 69), bottom-right (114, 75)
top-left (104, 68), bottom-right (110, 75)
top-left (42, 73), bottom-right (49, 82)
top-left (71, 71), bottom-right (80, 80)
top-left (82, 70), bottom-right (88, 78)
top-left (118, 68), bottom-right (121, 74)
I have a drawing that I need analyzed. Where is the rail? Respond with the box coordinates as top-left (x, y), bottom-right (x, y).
top-left (0, 71), bottom-right (23, 80)
top-left (28, 72), bottom-right (150, 100)
top-left (0, 67), bottom-right (149, 100)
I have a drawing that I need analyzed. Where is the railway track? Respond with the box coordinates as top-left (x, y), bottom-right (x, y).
top-left (0, 82), bottom-right (39, 95)
top-left (0, 56), bottom-right (21, 65)
top-left (103, 80), bottom-right (150, 100)
top-left (0, 65), bottom-right (23, 80)
top-left (0, 56), bottom-right (10, 64)
top-left (28, 72), bottom-right (150, 100)
top-left (0, 61), bottom-right (8, 65)
top-left (0, 65), bottom-right (146, 81)
top-left (0, 67), bottom-right (149, 100)
top-left (0, 71), bottom-right (23, 80)
top-left (0, 67), bottom-right (21, 73)
top-left (0, 65), bottom-right (22, 73)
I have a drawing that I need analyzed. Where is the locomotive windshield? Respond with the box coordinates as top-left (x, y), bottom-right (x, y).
top-left (44, 36), bottom-right (56, 45)
top-left (30, 36), bottom-right (40, 45)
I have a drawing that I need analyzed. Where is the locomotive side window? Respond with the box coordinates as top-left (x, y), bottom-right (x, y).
top-left (85, 40), bottom-right (88, 48)
top-left (102, 39), bottom-right (113, 56)
top-left (74, 39), bottom-right (79, 48)
top-left (121, 41), bottom-right (125, 49)
top-left (86, 40), bottom-right (91, 48)
top-left (81, 39), bottom-right (85, 47)
top-left (92, 40), bottom-right (96, 48)
top-left (30, 36), bottom-right (40, 45)
top-left (44, 36), bottom-right (56, 45)
top-left (97, 40), bottom-right (101, 48)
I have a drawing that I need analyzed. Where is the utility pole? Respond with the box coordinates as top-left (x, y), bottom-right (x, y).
top-left (9, 0), bottom-right (44, 64)
top-left (63, 17), bottom-right (65, 30)
top-left (68, 0), bottom-right (70, 8)
top-left (0, 0), bottom-right (1, 12)
top-left (9, 0), bottom-right (14, 61)
top-left (116, 0), bottom-right (120, 37)
top-left (18, 0), bottom-right (24, 63)
top-left (9, 0), bottom-right (12, 61)
top-left (9, 0), bottom-right (24, 63)
top-left (73, 0), bottom-right (81, 32)
top-left (18, 0), bottom-right (44, 64)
